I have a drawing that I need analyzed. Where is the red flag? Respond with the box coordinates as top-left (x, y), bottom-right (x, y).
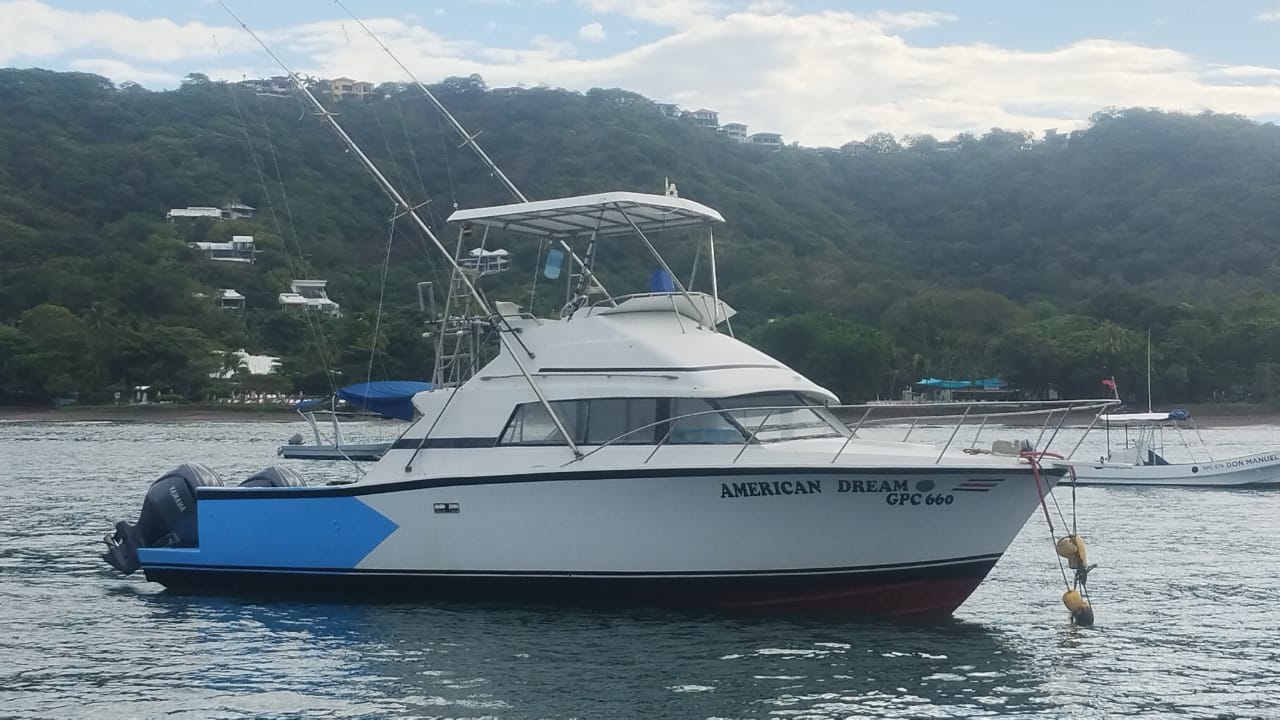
top-left (1101, 378), bottom-right (1116, 389)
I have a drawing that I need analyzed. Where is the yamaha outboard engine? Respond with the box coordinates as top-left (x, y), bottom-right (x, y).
top-left (102, 463), bottom-right (223, 575)
top-left (239, 465), bottom-right (308, 488)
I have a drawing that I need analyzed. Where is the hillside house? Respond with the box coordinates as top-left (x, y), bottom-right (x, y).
top-left (216, 289), bottom-right (246, 310)
top-left (166, 202), bottom-right (256, 222)
top-left (190, 235), bottom-right (258, 264)
top-left (278, 279), bottom-right (341, 317)
top-left (327, 77), bottom-right (374, 102)
top-left (722, 122), bottom-right (748, 142)
top-left (238, 76), bottom-right (293, 97)
top-left (684, 108), bottom-right (720, 128)
top-left (656, 103), bottom-right (681, 118)
top-left (212, 349), bottom-right (281, 379)
top-left (461, 248), bottom-right (511, 276)
top-left (841, 140), bottom-right (871, 156)
top-left (749, 132), bottom-right (784, 149)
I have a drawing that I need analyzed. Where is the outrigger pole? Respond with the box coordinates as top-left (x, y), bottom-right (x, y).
top-left (216, 1), bottom-right (583, 458)
top-left (331, 0), bottom-right (611, 302)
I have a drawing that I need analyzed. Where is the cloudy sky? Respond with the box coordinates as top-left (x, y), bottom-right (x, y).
top-left (3, 0), bottom-right (1280, 145)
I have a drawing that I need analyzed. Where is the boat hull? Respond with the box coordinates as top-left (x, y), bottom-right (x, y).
top-left (134, 465), bottom-right (1057, 616)
top-left (1068, 450), bottom-right (1280, 488)
top-left (143, 556), bottom-right (998, 616)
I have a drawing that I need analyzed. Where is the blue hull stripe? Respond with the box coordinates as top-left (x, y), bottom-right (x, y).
top-left (137, 495), bottom-right (398, 569)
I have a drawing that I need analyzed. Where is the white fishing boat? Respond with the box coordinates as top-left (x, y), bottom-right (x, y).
top-left (100, 21), bottom-right (1089, 616)
top-left (100, 186), bottom-right (1095, 615)
top-left (1063, 409), bottom-right (1280, 488)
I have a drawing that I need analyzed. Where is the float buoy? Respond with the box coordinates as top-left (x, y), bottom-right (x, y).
top-left (1055, 534), bottom-right (1087, 569)
top-left (1062, 589), bottom-right (1095, 626)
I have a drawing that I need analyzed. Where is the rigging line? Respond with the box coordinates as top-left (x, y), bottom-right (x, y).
top-left (371, 100), bottom-right (414, 208)
top-left (218, 0), bottom-right (583, 458)
top-left (377, 88), bottom-right (448, 302)
top-left (529, 238), bottom-right (548, 312)
top-left (330, 0), bottom-right (611, 301)
top-left (216, 32), bottom-right (336, 394)
top-left (392, 93), bottom-right (434, 211)
top-left (366, 210), bottom-right (397, 390)
top-left (255, 90), bottom-right (340, 392)
top-left (435, 106), bottom-right (459, 211)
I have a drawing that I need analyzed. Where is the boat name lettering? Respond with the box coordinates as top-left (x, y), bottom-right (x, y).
top-left (887, 492), bottom-right (955, 507)
top-left (837, 479), bottom-right (910, 493)
top-left (720, 480), bottom-right (822, 498)
top-left (1201, 453), bottom-right (1280, 472)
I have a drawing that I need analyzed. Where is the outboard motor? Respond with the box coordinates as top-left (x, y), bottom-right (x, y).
top-left (102, 463), bottom-right (223, 575)
top-left (239, 465), bottom-right (308, 488)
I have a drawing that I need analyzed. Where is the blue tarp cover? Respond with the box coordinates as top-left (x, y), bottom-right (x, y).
top-left (915, 377), bottom-right (1007, 389)
top-left (336, 380), bottom-right (433, 420)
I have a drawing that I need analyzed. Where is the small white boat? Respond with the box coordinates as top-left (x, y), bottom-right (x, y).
top-left (1064, 410), bottom-right (1280, 488)
top-left (278, 381), bottom-right (427, 462)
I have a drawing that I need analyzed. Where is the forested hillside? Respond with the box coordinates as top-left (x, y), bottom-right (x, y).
top-left (3, 68), bottom-right (1280, 405)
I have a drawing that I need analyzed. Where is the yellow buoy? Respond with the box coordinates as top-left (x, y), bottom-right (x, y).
top-left (1062, 589), bottom-right (1095, 626)
top-left (1055, 534), bottom-right (1087, 569)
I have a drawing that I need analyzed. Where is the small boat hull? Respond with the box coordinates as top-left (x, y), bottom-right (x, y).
top-left (1068, 450), bottom-right (1280, 488)
top-left (277, 442), bottom-right (392, 461)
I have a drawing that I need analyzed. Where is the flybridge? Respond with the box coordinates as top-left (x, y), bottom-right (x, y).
top-left (447, 192), bottom-right (725, 239)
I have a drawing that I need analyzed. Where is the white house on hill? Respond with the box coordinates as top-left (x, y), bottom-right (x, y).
top-left (722, 122), bottom-right (748, 142)
top-left (167, 203), bottom-right (256, 222)
top-left (216, 289), bottom-right (246, 310)
top-left (461, 248), bottom-right (511, 276)
top-left (278, 279), bottom-right (341, 317)
top-left (190, 235), bottom-right (258, 264)
top-left (212, 349), bottom-right (281, 379)
top-left (749, 132), bottom-right (784, 149)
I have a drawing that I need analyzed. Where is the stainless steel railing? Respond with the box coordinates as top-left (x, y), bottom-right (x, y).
top-left (561, 398), bottom-right (1120, 467)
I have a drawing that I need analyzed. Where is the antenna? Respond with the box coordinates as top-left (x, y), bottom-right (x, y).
top-left (216, 1), bottom-right (581, 458)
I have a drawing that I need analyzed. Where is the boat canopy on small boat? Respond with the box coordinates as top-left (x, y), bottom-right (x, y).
top-left (279, 380), bottom-right (431, 461)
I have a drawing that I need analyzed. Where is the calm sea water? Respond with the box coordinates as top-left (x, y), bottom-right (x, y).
top-left (2, 419), bottom-right (1279, 719)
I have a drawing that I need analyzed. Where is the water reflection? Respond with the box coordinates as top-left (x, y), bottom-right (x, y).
top-left (122, 594), bottom-right (1045, 719)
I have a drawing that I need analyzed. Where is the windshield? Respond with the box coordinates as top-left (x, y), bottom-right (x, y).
top-left (716, 392), bottom-right (848, 442)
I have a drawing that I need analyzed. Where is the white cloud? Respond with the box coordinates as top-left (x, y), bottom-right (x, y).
top-left (868, 10), bottom-right (958, 30)
top-left (68, 58), bottom-right (177, 87)
top-left (577, 0), bottom-right (722, 27)
top-left (1258, 8), bottom-right (1280, 21)
top-left (4, 2), bottom-right (1280, 146)
top-left (745, 0), bottom-right (793, 14)
top-left (0, 0), bottom-right (253, 64)
top-left (579, 22), bottom-right (607, 41)
top-left (1205, 64), bottom-right (1280, 79)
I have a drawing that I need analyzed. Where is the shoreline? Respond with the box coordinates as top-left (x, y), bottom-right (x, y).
top-left (4, 401), bottom-right (1280, 427)
top-left (0, 403), bottom-right (302, 424)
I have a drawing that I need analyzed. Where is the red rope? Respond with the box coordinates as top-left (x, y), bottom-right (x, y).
top-left (1021, 451), bottom-right (1057, 536)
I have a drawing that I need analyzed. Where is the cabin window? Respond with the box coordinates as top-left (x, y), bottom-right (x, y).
top-left (499, 398), bottom-right (659, 446)
top-left (664, 398), bottom-right (748, 444)
top-left (584, 398), bottom-right (659, 444)
top-left (497, 393), bottom-right (844, 446)
top-left (499, 402), bottom-right (575, 445)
